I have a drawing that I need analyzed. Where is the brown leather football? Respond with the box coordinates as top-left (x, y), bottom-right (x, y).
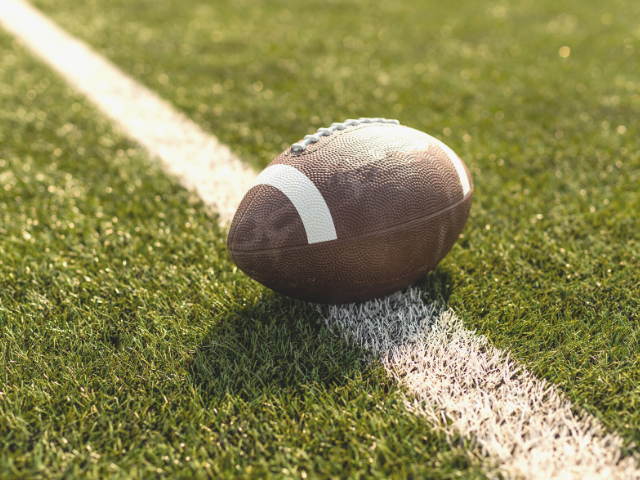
top-left (227, 118), bottom-right (473, 304)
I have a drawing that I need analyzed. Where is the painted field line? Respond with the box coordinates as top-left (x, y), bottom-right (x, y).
top-left (0, 0), bottom-right (255, 224)
top-left (1, 1), bottom-right (638, 479)
top-left (321, 290), bottom-right (640, 480)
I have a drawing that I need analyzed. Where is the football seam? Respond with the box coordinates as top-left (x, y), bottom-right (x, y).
top-left (290, 123), bottom-right (400, 156)
top-left (228, 187), bottom-right (473, 255)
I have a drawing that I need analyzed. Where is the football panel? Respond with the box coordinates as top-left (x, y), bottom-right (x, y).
top-left (227, 184), bottom-right (308, 252)
top-left (229, 192), bottom-right (472, 304)
top-left (269, 124), bottom-right (469, 240)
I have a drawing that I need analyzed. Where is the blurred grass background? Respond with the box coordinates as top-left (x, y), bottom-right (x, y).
top-left (28, 0), bottom-right (640, 168)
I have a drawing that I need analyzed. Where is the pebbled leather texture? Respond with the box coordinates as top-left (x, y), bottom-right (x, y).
top-left (227, 122), bottom-right (473, 304)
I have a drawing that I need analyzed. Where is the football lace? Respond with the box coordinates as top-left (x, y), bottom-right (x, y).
top-left (290, 118), bottom-right (400, 152)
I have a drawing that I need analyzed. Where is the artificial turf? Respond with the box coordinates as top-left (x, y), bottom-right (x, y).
top-left (25, 0), bottom-right (640, 450)
top-left (3, 0), bottom-right (640, 475)
top-left (0, 30), bottom-right (491, 478)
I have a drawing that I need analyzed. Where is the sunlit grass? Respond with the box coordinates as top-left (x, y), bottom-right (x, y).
top-left (2, 0), bottom-right (640, 475)
top-left (0, 30), bottom-right (489, 478)
top-left (27, 0), bottom-right (640, 448)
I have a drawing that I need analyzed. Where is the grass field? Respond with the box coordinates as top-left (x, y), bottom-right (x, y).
top-left (0, 27), bottom-right (489, 479)
top-left (1, 0), bottom-right (640, 477)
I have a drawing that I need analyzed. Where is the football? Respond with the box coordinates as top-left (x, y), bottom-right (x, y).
top-left (227, 118), bottom-right (473, 304)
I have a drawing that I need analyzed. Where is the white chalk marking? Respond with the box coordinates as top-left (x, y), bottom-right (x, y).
top-left (321, 289), bottom-right (639, 480)
top-left (253, 164), bottom-right (337, 244)
top-left (0, 0), bottom-right (256, 224)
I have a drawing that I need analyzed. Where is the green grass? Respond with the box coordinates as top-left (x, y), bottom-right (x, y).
top-left (0, 31), bottom-right (490, 478)
top-left (26, 0), bottom-right (640, 449)
top-left (3, 0), bottom-right (640, 476)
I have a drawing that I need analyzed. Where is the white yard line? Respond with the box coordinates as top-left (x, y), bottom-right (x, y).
top-left (321, 290), bottom-right (640, 480)
top-left (1, 1), bottom-right (638, 478)
top-left (0, 0), bottom-right (255, 224)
